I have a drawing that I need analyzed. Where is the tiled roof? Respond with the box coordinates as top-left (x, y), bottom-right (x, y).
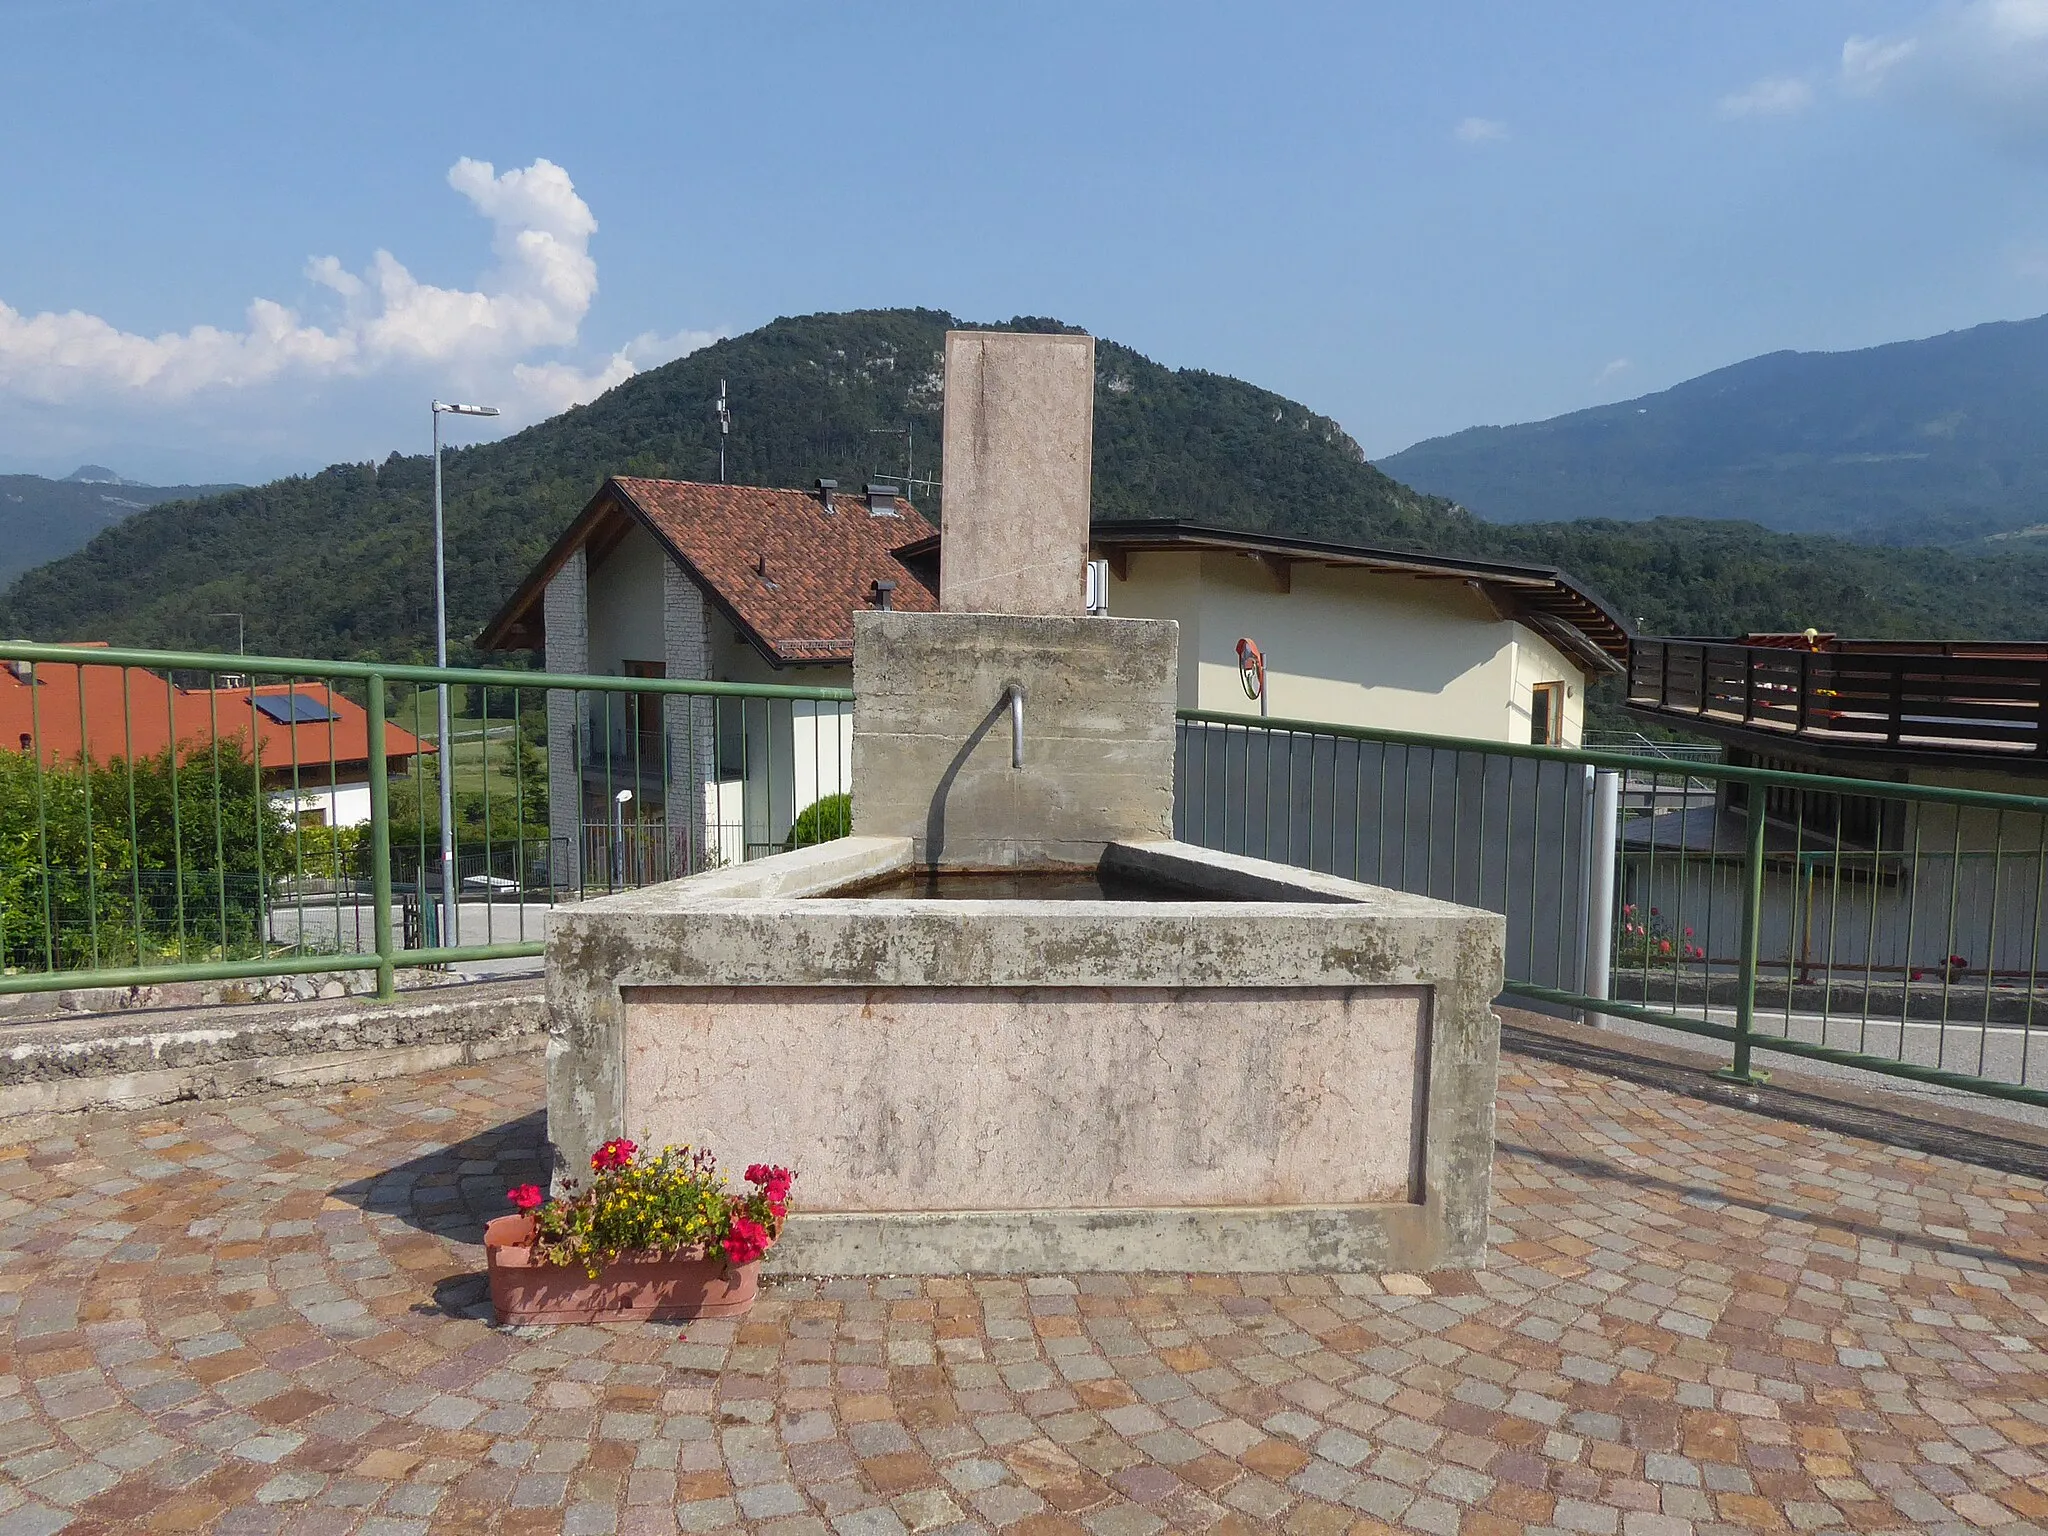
top-left (0, 650), bottom-right (427, 779)
top-left (478, 478), bottom-right (937, 664)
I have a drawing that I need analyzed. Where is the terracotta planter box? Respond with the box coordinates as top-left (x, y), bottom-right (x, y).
top-left (483, 1214), bottom-right (761, 1325)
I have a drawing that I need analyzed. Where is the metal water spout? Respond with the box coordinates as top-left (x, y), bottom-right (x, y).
top-left (1005, 683), bottom-right (1027, 769)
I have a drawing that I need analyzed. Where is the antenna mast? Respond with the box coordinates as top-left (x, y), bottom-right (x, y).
top-left (716, 378), bottom-right (730, 482)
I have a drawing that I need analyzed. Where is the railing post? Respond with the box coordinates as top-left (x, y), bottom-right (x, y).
top-left (367, 673), bottom-right (396, 1000)
top-left (1580, 767), bottom-right (1620, 1027)
top-left (1718, 797), bottom-right (1771, 1084)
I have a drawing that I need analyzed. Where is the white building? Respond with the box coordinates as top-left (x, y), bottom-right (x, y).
top-left (479, 476), bottom-right (935, 891)
top-left (480, 482), bottom-right (1629, 889)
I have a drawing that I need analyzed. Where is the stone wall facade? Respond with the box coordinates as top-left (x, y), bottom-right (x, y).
top-left (662, 560), bottom-right (717, 873)
top-left (544, 547), bottom-right (588, 893)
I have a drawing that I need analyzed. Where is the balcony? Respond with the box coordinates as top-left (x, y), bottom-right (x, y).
top-left (1627, 635), bottom-right (2048, 765)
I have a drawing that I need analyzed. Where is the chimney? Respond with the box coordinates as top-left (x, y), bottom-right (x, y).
top-left (814, 478), bottom-right (837, 514)
top-left (865, 483), bottom-right (900, 517)
top-left (871, 579), bottom-right (897, 611)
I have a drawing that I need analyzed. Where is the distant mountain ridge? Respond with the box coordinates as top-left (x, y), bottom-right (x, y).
top-left (0, 471), bottom-right (242, 586)
top-left (1378, 313), bottom-right (2048, 545)
top-left (5, 308), bottom-right (2048, 663)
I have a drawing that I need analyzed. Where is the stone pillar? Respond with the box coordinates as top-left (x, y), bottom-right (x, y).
top-left (938, 330), bottom-right (1095, 616)
top-left (544, 548), bottom-right (588, 894)
top-left (662, 563), bottom-right (716, 875)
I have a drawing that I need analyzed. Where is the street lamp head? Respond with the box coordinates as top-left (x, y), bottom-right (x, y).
top-left (431, 400), bottom-right (500, 417)
top-left (615, 789), bottom-right (634, 804)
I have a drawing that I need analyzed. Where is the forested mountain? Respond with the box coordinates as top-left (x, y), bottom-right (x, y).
top-left (6, 308), bottom-right (2048, 661)
top-left (1380, 312), bottom-right (2048, 545)
top-left (0, 469), bottom-right (240, 585)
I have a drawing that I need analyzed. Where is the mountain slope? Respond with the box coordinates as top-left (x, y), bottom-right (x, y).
top-left (0, 472), bottom-right (240, 586)
top-left (1379, 313), bottom-right (2048, 544)
top-left (5, 308), bottom-right (2048, 661)
top-left (0, 310), bottom-right (1463, 660)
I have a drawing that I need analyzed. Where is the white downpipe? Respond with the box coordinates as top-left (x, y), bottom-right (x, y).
top-left (1581, 767), bottom-right (1621, 1027)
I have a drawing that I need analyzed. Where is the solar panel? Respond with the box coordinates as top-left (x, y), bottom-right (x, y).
top-left (253, 694), bottom-right (339, 725)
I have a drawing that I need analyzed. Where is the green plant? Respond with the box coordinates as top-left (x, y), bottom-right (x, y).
top-left (1614, 904), bottom-right (1704, 970)
top-left (785, 792), bottom-right (851, 849)
top-left (0, 742), bottom-right (289, 970)
top-left (506, 1140), bottom-right (792, 1277)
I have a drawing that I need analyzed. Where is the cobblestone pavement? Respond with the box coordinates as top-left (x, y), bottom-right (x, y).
top-left (0, 1049), bottom-right (2044, 1536)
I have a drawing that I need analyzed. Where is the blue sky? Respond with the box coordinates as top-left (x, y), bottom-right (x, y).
top-left (2, 0), bottom-right (2045, 484)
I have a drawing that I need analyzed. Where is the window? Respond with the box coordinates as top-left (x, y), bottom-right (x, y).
top-left (294, 807), bottom-right (329, 829)
top-left (622, 660), bottom-right (665, 756)
top-left (1530, 682), bottom-right (1564, 746)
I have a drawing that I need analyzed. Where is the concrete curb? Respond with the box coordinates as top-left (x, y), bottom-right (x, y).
top-left (0, 979), bottom-right (544, 1118)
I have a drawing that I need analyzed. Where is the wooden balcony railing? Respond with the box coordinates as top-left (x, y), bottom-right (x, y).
top-left (1628, 639), bottom-right (2048, 758)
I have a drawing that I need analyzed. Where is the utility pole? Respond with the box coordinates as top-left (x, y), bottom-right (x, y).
top-left (716, 379), bottom-right (730, 482)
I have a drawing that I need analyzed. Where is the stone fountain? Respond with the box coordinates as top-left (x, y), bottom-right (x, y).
top-left (545, 329), bottom-right (1504, 1273)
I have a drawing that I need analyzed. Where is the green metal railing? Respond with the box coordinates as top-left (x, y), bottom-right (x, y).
top-left (0, 640), bottom-right (852, 1000)
top-left (1177, 708), bottom-right (2048, 1108)
top-left (12, 635), bottom-right (2048, 1112)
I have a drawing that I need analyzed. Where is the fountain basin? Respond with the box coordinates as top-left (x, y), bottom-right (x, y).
top-left (545, 835), bottom-right (1503, 1274)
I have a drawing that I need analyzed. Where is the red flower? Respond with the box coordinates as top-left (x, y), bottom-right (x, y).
top-left (591, 1138), bottom-right (638, 1173)
top-left (506, 1184), bottom-right (543, 1212)
top-left (746, 1164), bottom-right (794, 1201)
top-left (724, 1214), bottom-right (772, 1265)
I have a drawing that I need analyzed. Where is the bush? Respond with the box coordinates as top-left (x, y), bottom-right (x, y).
top-left (0, 743), bottom-right (289, 970)
top-left (785, 792), bottom-right (851, 849)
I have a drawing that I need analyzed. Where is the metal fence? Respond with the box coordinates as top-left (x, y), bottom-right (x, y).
top-left (10, 636), bottom-right (2048, 1112)
top-left (0, 640), bottom-right (852, 998)
top-left (1177, 709), bottom-right (2048, 1108)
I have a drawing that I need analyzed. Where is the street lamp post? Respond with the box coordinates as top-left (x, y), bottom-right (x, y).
top-left (430, 400), bottom-right (499, 949)
top-left (612, 789), bottom-right (634, 889)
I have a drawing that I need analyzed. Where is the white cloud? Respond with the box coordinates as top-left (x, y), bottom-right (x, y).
top-left (1841, 34), bottom-right (1921, 93)
top-left (0, 156), bottom-right (706, 420)
top-left (1718, 76), bottom-right (1815, 118)
top-left (1594, 358), bottom-right (1633, 388)
top-left (507, 325), bottom-right (721, 418)
top-left (2012, 241), bottom-right (2048, 279)
top-left (1453, 117), bottom-right (1508, 144)
top-left (1841, 1), bottom-right (2048, 143)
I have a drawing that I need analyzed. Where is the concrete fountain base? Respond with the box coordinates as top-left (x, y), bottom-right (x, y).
top-left (544, 836), bottom-right (1503, 1274)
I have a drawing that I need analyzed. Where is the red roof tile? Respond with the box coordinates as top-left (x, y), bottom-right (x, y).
top-left (0, 651), bottom-right (427, 780)
top-left (478, 479), bottom-right (937, 664)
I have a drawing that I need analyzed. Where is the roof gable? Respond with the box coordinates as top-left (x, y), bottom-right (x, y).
top-left (1088, 519), bottom-right (1630, 676)
top-left (479, 478), bottom-right (937, 664)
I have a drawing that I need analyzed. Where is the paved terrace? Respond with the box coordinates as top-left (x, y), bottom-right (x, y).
top-left (1, 1036), bottom-right (2045, 1536)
